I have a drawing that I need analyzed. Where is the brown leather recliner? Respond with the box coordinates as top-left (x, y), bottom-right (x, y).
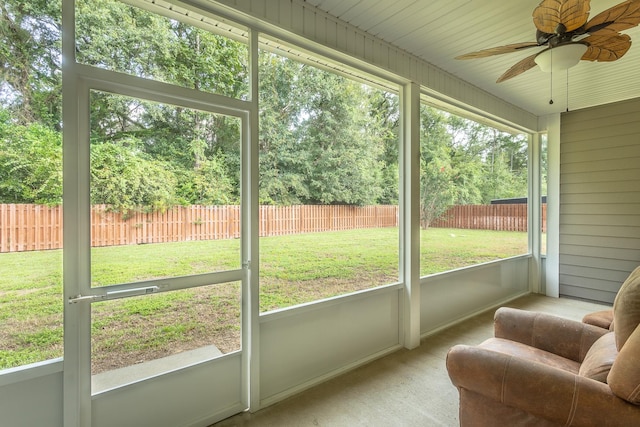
top-left (446, 266), bottom-right (640, 426)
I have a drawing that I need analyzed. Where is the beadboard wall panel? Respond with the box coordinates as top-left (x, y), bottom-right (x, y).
top-left (559, 98), bottom-right (640, 303)
top-left (211, 0), bottom-right (539, 131)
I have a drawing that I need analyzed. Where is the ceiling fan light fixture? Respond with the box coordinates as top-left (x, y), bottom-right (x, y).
top-left (534, 43), bottom-right (588, 72)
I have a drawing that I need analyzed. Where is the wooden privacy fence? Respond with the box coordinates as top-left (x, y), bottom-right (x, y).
top-left (429, 204), bottom-right (547, 232)
top-left (0, 204), bottom-right (63, 252)
top-left (1, 203), bottom-right (545, 253)
top-left (0, 204), bottom-right (398, 253)
top-left (259, 204), bottom-right (398, 236)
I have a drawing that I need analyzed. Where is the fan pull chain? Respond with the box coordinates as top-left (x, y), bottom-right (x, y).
top-left (566, 69), bottom-right (570, 112)
top-left (549, 50), bottom-right (554, 105)
top-left (549, 69), bottom-right (553, 105)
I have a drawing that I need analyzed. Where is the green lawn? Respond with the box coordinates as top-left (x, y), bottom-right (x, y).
top-left (0, 227), bottom-right (527, 372)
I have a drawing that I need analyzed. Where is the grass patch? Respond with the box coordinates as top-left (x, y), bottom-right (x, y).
top-left (0, 227), bottom-right (527, 372)
top-left (258, 227), bottom-right (526, 311)
top-left (88, 283), bottom-right (240, 373)
top-left (420, 228), bottom-right (528, 274)
top-left (90, 239), bottom-right (241, 286)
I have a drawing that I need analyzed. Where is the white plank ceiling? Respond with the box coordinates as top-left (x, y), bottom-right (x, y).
top-left (303, 0), bottom-right (640, 116)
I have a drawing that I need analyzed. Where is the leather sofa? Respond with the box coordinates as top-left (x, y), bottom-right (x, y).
top-left (446, 266), bottom-right (640, 426)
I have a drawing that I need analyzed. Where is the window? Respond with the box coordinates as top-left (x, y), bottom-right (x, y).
top-left (258, 42), bottom-right (400, 312)
top-left (87, 90), bottom-right (243, 377)
top-left (419, 102), bottom-right (529, 277)
top-left (0, 0), bottom-right (63, 370)
top-left (76, 0), bottom-right (249, 99)
top-left (89, 91), bottom-right (242, 287)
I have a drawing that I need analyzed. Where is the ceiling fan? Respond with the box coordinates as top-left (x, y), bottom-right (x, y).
top-left (456, 0), bottom-right (640, 82)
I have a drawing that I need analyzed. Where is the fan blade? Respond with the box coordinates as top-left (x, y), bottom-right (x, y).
top-left (585, 0), bottom-right (640, 35)
top-left (496, 53), bottom-right (539, 83)
top-left (581, 33), bottom-right (632, 61)
top-left (533, 0), bottom-right (591, 33)
top-left (455, 42), bottom-right (540, 59)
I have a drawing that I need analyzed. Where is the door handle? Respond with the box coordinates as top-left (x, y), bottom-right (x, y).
top-left (68, 286), bottom-right (160, 304)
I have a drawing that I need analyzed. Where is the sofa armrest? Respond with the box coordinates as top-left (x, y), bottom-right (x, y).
top-left (446, 344), bottom-right (640, 426)
top-left (494, 307), bottom-right (608, 362)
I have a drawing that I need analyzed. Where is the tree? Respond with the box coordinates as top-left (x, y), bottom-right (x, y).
top-left (89, 93), bottom-right (242, 211)
top-left (75, 0), bottom-right (172, 80)
top-left (258, 53), bottom-right (389, 206)
top-left (0, 0), bottom-right (62, 128)
top-left (368, 90), bottom-right (399, 205)
top-left (447, 116), bottom-right (528, 203)
top-left (419, 106), bottom-right (458, 227)
top-left (296, 66), bottom-right (384, 205)
top-left (258, 53), bottom-right (313, 205)
top-left (160, 21), bottom-right (248, 97)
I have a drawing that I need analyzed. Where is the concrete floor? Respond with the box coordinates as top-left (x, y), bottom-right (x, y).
top-left (211, 294), bottom-right (609, 427)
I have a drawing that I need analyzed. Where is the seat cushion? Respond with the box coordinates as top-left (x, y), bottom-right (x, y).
top-left (613, 266), bottom-right (640, 350)
top-left (479, 337), bottom-right (581, 374)
top-left (578, 332), bottom-right (618, 383)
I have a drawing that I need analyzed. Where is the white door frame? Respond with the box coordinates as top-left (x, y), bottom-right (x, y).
top-left (61, 4), bottom-right (257, 422)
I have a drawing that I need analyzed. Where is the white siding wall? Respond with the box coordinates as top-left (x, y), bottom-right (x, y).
top-left (559, 98), bottom-right (640, 303)
top-left (212, 0), bottom-right (538, 131)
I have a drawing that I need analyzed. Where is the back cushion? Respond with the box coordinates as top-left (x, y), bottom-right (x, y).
top-left (578, 332), bottom-right (617, 383)
top-left (613, 266), bottom-right (640, 350)
top-left (608, 324), bottom-right (640, 404)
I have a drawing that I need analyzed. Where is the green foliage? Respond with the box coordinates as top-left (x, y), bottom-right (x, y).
top-left (446, 115), bottom-right (528, 203)
top-left (296, 68), bottom-right (384, 205)
top-left (419, 107), bottom-right (456, 227)
top-left (159, 21), bottom-right (248, 97)
top-left (90, 140), bottom-right (177, 212)
top-left (75, 0), bottom-right (174, 81)
top-left (88, 88), bottom-right (242, 210)
top-left (1, 0), bottom-right (527, 214)
top-left (258, 53), bottom-right (310, 205)
top-left (76, 0), bottom-right (245, 210)
top-left (176, 153), bottom-right (237, 205)
top-left (0, 108), bottom-right (62, 203)
top-left (369, 91), bottom-right (400, 205)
